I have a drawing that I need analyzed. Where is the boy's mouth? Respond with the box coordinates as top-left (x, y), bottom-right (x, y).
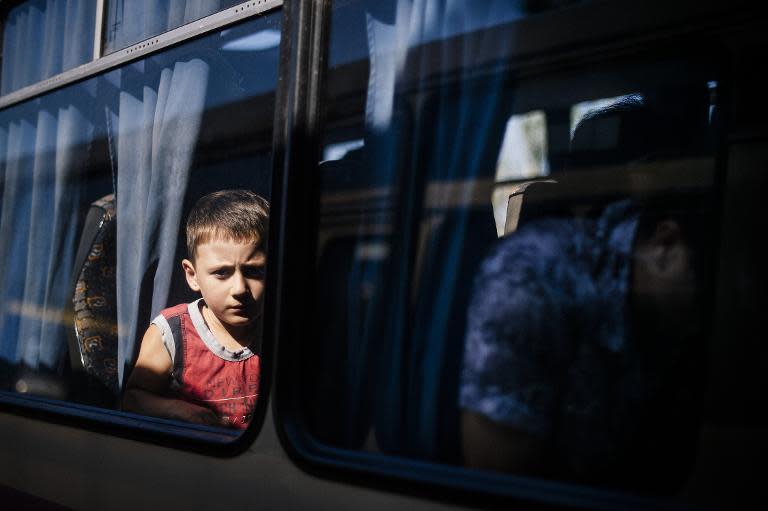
top-left (228, 303), bottom-right (253, 313)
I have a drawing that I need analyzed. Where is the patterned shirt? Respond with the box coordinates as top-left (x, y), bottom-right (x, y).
top-left (460, 201), bottom-right (647, 478)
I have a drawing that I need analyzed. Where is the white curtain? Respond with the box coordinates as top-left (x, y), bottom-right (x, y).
top-left (1, 0), bottom-right (95, 95)
top-left (114, 59), bottom-right (210, 387)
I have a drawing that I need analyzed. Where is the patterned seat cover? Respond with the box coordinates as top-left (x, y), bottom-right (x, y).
top-left (71, 194), bottom-right (119, 397)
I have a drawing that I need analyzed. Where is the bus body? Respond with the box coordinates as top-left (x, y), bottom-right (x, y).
top-left (1, 1), bottom-right (766, 509)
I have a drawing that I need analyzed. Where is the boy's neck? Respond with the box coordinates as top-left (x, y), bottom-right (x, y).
top-left (200, 303), bottom-right (255, 351)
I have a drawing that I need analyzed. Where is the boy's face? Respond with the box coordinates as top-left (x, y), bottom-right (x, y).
top-left (182, 238), bottom-right (266, 330)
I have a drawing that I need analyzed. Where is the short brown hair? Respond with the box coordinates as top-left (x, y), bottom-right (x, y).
top-left (186, 190), bottom-right (269, 260)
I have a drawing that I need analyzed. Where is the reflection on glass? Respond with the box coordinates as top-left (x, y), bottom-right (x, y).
top-left (492, 110), bottom-right (549, 236)
top-left (222, 28), bottom-right (281, 51)
top-left (0, 13), bottom-right (279, 435)
top-left (323, 139), bottom-right (365, 163)
top-left (496, 111), bottom-right (549, 182)
top-left (459, 97), bottom-right (715, 491)
top-left (305, 0), bottom-right (717, 497)
top-left (570, 93), bottom-right (643, 138)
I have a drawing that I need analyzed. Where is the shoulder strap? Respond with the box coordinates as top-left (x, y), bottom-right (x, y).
top-left (167, 314), bottom-right (185, 386)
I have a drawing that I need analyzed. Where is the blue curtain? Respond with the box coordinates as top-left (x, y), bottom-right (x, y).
top-left (0, 60), bottom-right (209, 393)
top-left (1, 0), bottom-right (95, 95)
top-left (332, 0), bottom-right (522, 462)
top-left (0, 110), bottom-right (36, 366)
top-left (0, 89), bottom-right (96, 373)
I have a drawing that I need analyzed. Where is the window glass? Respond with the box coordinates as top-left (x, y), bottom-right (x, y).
top-left (103, 0), bottom-right (245, 54)
top-left (1, 0), bottom-right (96, 95)
top-left (0, 11), bottom-right (280, 436)
top-left (299, 0), bottom-right (731, 504)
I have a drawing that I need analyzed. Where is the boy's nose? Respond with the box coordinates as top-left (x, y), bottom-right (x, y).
top-left (231, 271), bottom-right (248, 295)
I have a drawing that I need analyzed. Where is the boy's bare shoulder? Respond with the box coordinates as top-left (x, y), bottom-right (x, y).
top-left (125, 324), bottom-right (172, 394)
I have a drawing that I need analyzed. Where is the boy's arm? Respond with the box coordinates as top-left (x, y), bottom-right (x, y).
top-left (122, 324), bottom-right (223, 426)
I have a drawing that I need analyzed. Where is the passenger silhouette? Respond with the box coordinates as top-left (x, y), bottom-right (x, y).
top-left (459, 97), bottom-right (710, 492)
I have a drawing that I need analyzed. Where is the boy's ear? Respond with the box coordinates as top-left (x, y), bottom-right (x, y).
top-left (182, 259), bottom-right (201, 292)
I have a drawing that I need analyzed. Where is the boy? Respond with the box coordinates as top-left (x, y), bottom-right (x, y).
top-left (123, 190), bottom-right (269, 429)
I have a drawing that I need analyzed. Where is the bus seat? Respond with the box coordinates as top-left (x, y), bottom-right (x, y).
top-left (503, 179), bottom-right (558, 235)
top-left (67, 194), bottom-right (119, 405)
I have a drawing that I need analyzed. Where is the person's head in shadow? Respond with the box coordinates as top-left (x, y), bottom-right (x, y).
top-left (569, 95), bottom-right (680, 169)
top-left (459, 96), bottom-right (712, 492)
top-left (631, 192), bottom-right (711, 347)
top-left (569, 90), bottom-right (711, 171)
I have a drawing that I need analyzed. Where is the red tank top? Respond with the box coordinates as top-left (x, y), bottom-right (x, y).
top-left (155, 301), bottom-right (260, 430)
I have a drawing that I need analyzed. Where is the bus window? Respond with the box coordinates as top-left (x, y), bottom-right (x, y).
top-left (103, 0), bottom-right (247, 54)
top-left (287, 0), bottom-right (739, 506)
top-left (0, 9), bottom-right (280, 439)
top-left (0, 0), bottom-right (97, 95)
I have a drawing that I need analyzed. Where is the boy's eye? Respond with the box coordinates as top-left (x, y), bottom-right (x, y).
top-left (243, 267), bottom-right (266, 280)
top-left (212, 268), bottom-right (231, 277)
